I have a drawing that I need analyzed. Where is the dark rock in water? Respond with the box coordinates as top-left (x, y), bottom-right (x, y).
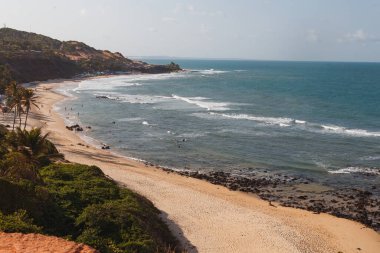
top-left (101, 145), bottom-right (110, 150)
top-left (66, 124), bottom-right (83, 131)
top-left (96, 95), bottom-right (109, 99)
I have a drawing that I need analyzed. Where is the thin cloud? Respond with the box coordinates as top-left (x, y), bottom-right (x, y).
top-left (80, 8), bottom-right (87, 16)
top-left (200, 24), bottom-right (208, 34)
top-left (306, 30), bottom-right (319, 43)
top-left (339, 29), bottom-right (379, 43)
top-left (162, 17), bottom-right (176, 22)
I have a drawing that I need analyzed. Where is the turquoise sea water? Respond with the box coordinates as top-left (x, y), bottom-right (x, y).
top-left (56, 60), bottom-right (380, 189)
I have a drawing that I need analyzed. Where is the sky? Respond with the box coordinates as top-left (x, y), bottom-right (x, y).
top-left (0, 0), bottom-right (379, 62)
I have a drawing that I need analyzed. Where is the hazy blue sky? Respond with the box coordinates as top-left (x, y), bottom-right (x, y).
top-left (1, 0), bottom-right (379, 62)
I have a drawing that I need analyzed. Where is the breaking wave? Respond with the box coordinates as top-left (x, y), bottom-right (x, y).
top-left (196, 112), bottom-right (380, 138)
top-left (171, 94), bottom-right (231, 111)
top-left (328, 167), bottom-right (380, 175)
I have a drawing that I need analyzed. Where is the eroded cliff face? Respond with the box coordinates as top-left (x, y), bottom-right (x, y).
top-left (0, 28), bottom-right (181, 83)
top-left (0, 232), bottom-right (99, 253)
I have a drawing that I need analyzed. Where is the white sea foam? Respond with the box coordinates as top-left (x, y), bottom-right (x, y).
top-left (142, 121), bottom-right (149, 125)
top-left (321, 125), bottom-right (380, 137)
top-left (177, 132), bottom-right (208, 138)
top-left (360, 155), bottom-right (380, 161)
top-left (73, 73), bottom-right (188, 92)
top-left (117, 117), bottom-right (144, 122)
top-left (171, 94), bottom-right (231, 111)
top-left (196, 112), bottom-right (380, 138)
top-left (94, 92), bottom-right (169, 104)
top-left (328, 167), bottom-right (380, 175)
top-left (192, 69), bottom-right (229, 75)
top-left (209, 112), bottom-right (294, 126)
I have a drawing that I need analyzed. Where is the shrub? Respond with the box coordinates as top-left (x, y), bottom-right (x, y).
top-left (0, 209), bottom-right (42, 233)
top-left (40, 164), bottom-right (121, 219)
top-left (0, 152), bottom-right (41, 182)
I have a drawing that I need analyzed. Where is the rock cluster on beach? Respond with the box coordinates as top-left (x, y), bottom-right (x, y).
top-left (149, 165), bottom-right (380, 231)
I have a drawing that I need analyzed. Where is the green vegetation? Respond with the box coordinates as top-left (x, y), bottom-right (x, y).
top-left (0, 125), bottom-right (180, 252)
top-left (0, 210), bottom-right (42, 233)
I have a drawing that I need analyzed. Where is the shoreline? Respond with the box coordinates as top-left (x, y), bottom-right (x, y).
top-left (8, 78), bottom-right (380, 252)
top-left (48, 75), bottom-right (380, 232)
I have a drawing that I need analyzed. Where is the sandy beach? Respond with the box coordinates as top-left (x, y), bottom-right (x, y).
top-left (5, 79), bottom-right (379, 253)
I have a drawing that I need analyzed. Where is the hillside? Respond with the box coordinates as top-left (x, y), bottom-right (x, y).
top-left (0, 28), bottom-right (181, 83)
top-left (0, 125), bottom-right (180, 252)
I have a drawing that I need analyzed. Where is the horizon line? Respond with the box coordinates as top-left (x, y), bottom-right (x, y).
top-left (129, 56), bottom-right (380, 64)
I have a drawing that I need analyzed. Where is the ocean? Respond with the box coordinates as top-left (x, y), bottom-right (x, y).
top-left (55, 60), bottom-right (380, 190)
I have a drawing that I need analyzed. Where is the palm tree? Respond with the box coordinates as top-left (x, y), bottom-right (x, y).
top-left (5, 81), bottom-right (22, 130)
top-left (12, 127), bottom-right (62, 165)
top-left (6, 127), bottom-right (63, 166)
top-left (22, 88), bottom-right (39, 130)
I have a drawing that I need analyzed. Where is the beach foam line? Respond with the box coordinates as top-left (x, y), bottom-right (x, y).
top-left (72, 72), bottom-right (189, 92)
top-left (328, 166), bottom-right (380, 175)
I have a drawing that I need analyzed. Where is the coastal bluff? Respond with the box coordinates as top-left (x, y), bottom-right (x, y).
top-left (0, 28), bottom-right (181, 83)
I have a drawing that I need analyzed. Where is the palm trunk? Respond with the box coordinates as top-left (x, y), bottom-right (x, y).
top-left (24, 107), bottom-right (29, 130)
top-left (12, 106), bottom-right (17, 130)
top-left (18, 105), bottom-right (22, 128)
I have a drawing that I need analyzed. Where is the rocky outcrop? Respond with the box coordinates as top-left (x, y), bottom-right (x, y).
top-left (0, 232), bottom-right (99, 253)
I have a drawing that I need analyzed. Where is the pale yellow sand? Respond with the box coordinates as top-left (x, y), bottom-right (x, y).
top-left (8, 80), bottom-right (379, 253)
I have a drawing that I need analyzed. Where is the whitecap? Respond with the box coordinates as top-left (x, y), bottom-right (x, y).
top-left (359, 155), bottom-right (380, 161)
top-left (177, 132), bottom-right (207, 138)
top-left (196, 112), bottom-right (380, 138)
top-left (321, 125), bottom-right (380, 137)
top-left (328, 167), bottom-right (380, 176)
top-left (208, 112), bottom-right (294, 126)
top-left (94, 92), bottom-right (169, 104)
top-left (171, 94), bottom-right (231, 111)
top-left (117, 117), bottom-right (143, 122)
top-left (192, 69), bottom-right (229, 75)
